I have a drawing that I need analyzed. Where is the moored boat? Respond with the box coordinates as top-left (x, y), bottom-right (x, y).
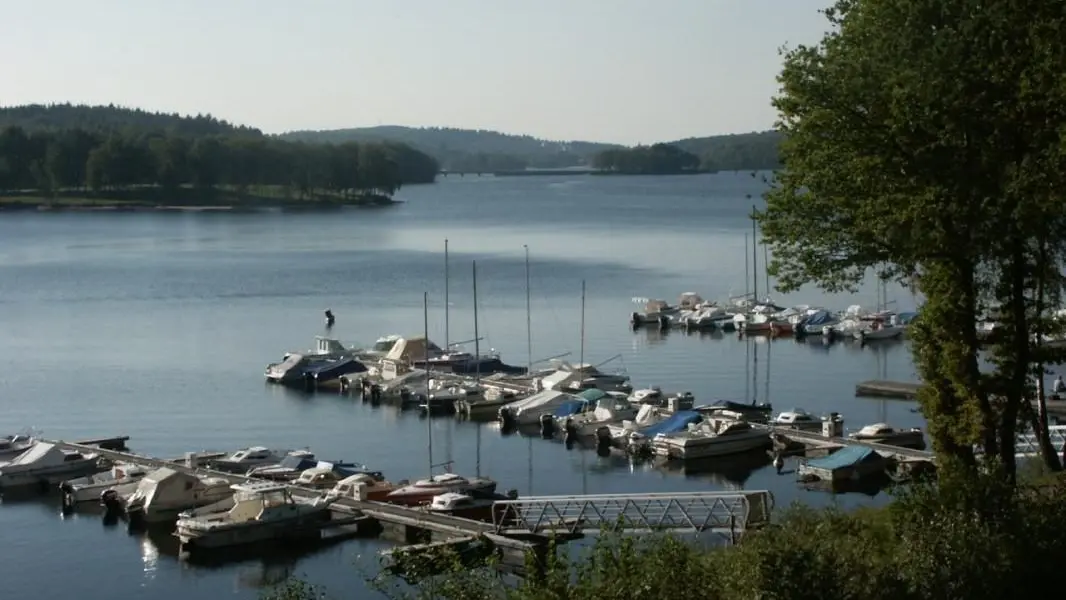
top-left (385, 472), bottom-right (497, 506)
top-left (652, 416), bottom-right (772, 460)
top-left (848, 423), bottom-right (926, 450)
top-left (119, 467), bottom-right (234, 523)
top-left (0, 442), bottom-right (104, 490)
top-left (60, 463), bottom-right (148, 506)
top-left (423, 490), bottom-right (519, 523)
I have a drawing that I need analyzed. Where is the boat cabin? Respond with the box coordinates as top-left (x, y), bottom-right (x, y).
top-left (429, 492), bottom-right (478, 511)
top-left (225, 482), bottom-right (298, 522)
top-left (294, 467), bottom-right (345, 488)
top-left (328, 474), bottom-right (374, 501)
top-left (775, 410), bottom-right (816, 425)
top-left (415, 473), bottom-right (468, 488)
top-left (226, 447), bottom-right (274, 464)
top-left (853, 423), bottom-right (900, 437)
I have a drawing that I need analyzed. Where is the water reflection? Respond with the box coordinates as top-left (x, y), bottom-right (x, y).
top-left (654, 450), bottom-right (773, 488)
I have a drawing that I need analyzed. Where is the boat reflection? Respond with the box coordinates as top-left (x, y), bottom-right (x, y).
top-left (653, 449), bottom-right (772, 487)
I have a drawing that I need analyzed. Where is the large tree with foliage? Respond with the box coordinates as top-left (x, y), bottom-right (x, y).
top-left (758, 0), bottom-right (1066, 478)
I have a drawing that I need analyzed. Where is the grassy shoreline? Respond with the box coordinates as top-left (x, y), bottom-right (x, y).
top-left (0, 185), bottom-right (400, 213)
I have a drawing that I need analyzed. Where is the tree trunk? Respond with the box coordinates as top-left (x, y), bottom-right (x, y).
top-left (1033, 239), bottom-right (1062, 470)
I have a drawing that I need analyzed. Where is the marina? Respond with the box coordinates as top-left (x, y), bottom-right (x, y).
top-left (0, 174), bottom-right (1015, 599)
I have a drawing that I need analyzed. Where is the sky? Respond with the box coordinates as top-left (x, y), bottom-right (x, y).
top-left (1, 0), bottom-right (832, 145)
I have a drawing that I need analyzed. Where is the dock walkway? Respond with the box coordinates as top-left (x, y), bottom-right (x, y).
top-left (855, 379), bottom-right (1066, 417)
top-left (758, 425), bottom-right (935, 461)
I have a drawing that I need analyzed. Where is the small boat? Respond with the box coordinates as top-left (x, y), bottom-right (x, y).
top-left (246, 451), bottom-right (320, 481)
top-left (709, 399), bottom-right (773, 420)
top-left (771, 409), bottom-right (826, 432)
top-left (854, 324), bottom-right (904, 341)
top-left (290, 464), bottom-right (382, 490)
top-left (423, 490), bottom-right (519, 523)
top-left (848, 423), bottom-right (926, 450)
top-left (119, 467), bottom-right (234, 523)
top-left (324, 473), bottom-right (401, 501)
top-left (209, 447), bottom-right (298, 474)
top-left (385, 472), bottom-right (497, 506)
top-left (175, 482), bottom-right (335, 551)
top-left (0, 442), bottom-right (103, 490)
top-left (0, 433), bottom-right (37, 460)
top-left (498, 389), bottom-right (585, 428)
top-left (558, 394), bottom-right (639, 438)
top-left (60, 463), bottom-right (148, 505)
top-left (652, 417), bottom-right (772, 460)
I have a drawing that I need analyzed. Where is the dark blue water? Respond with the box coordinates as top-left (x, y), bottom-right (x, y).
top-left (0, 173), bottom-right (921, 598)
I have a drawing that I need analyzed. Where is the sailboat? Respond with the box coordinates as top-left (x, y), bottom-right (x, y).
top-left (853, 278), bottom-right (904, 341)
top-left (456, 249), bottom-right (534, 418)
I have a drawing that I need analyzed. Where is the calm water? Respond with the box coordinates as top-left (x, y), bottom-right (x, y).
top-left (0, 173), bottom-right (922, 598)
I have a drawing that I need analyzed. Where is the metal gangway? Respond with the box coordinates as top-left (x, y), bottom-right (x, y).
top-left (491, 491), bottom-right (774, 541)
top-left (1016, 425), bottom-right (1066, 457)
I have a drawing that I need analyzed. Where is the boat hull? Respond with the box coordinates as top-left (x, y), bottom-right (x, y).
top-left (0, 461), bottom-right (103, 490)
top-left (177, 510), bottom-right (332, 550)
top-left (653, 434), bottom-right (772, 460)
top-left (385, 482), bottom-right (498, 507)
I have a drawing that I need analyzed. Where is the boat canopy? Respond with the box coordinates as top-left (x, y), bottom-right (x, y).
top-left (804, 446), bottom-right (879, 470)
top-left (640, 410), bottom-right (703, 437)
top-left (553, 400), bottom-right (589, 418)
top-left (804, 310), bottom-right (834, 326)
top-left (385, 337), bottom-right (443, 363)
top-left (306, 357), bottom-right (367, 379)
top-left (576, 388), bottom-right (608, 403)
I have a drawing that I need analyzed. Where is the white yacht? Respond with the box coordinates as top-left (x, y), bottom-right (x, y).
top-left (0, 442), bottom-right (102, 489)
top-left (209, 447), bottom-right (297, 474)
top-left (176, 482), bottom-right (335, 551)
top-left (772, 409), bottom-right (826, 432)
top-left (60, 463), bottom-right (148, 505)
top-left (120, 468), bottom-right (234, 523)
top-left (652, 417), bottom-right (772, 460)
top-left (848, 423), bottom-right (926, 450)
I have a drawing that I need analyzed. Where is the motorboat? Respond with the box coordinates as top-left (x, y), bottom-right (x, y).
top-left (420, 380), bottom-right (485, 415)
top-left (209, 447), bottom-right (299, 474)
top-left (175, 482), bottom-right (335, 551)
top-left (0, 442), bottom-right (103, 489)
top-left (118, 467), bottom-right (234, 523)
top-left (628, 387), bottom-right (664, 405)
top-left (652, 417), bottom-right (772, 460)
top-left (60, 463), bottom-right (148, 505)
top-left (246, 451), bottom-right (319, 481)
top-left (538, 362), bottom-right (632, 395)
top-left (848, 423), bottom-right (926, 450)
top-left (629, 298), bottom-right (682, 328)
top-left (608, 408), bottom-right (705, 452)
top-left (498, 389), bottom-right (584, 428)
top-left (772, 409), bottom-right (827, 432)
top-left (558, 395), bottom-right (640, 437)
top-left (708, 399), bottom-right (773, 420)
top-left (854, 323), bottom-right (904, 341)
top-left (0, 433), bottom-right (37, 460)
top-left (290, 463), bottom-right (382, 490)
top-left (355, 334), bottom-right (403, 360)
top-left (385, 472), bottom-right (498, 506)
top-left (423, 491), bottom-right (519, 523)
top-left (325, 473), bottom-right (401, 501)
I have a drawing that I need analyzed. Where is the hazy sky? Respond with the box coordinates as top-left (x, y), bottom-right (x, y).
top-left (2, 0), bottom-right (831, 144)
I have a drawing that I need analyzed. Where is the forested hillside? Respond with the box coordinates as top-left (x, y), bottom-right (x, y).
top-left (669, 130), bottom-right (782, 172)
top-left (280, 125), bottom-right (620, 172)
top-left (0, 105), bottom-right (439, 207)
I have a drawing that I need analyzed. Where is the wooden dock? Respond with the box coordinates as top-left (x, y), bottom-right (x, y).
top-left (855, 379), bottom-right (1066, 417)
top-left (760, 425), bottom-right (935, 462)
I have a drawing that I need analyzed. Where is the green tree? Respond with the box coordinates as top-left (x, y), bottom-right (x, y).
top-left (758, 0), bottom-right (1066, 477)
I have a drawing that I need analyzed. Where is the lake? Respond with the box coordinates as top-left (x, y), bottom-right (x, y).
top-left (0, 173), bottom-right (922, 598)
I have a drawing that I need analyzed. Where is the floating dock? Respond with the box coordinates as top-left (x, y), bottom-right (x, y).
top-left (855, 380), bottom-right (922, 399)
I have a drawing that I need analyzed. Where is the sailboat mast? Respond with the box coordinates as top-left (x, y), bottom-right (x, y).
top-left (763, 241), bottom-right (770, 298)
top-left (579, 280), bottom-right (586, 368)
top-left (751, 205), bottom-right (759, 302)
top-left (423, 291), bottom-right (432, 475)
top-left (473, 260), bottom-right (480, 384)
top-left (444, 239), bottom-right (450, 348)
top-left (744, 232), bottom-right (750, 298)
top-left (524, 245), bottom-right (532, 373)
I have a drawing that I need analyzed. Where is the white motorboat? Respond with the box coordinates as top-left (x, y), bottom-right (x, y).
top-left (772, 409), bottom-right (827, 432)
top-left (0, 442), bottom-right (103, 489)
top-left (60, 463), bottom-right (148, 505)
top-left (119, 467), bottom-right (234, 523)
top-left (558, 396), bottom-right (640, 437)
top-left (652, 417), bottom-right (772, 460)
top-left (848, 423), bottom-right (926, 450)
top-left (854, 325), bottom-right (904, 341)
top-left (385, 472), bottom-right (498, 506)
top-left (176, 482), bottom-right (335, 551)
top-left (245, 450), bottom-right (318, 480)
top-left (498, 389), bottom-right (583, 428)
top-left (627, 387), bottom-right (664, 405)
top-left (0, 433), bottom-right (38, 460)
top-left (209, 447), bottom-right (298, 474)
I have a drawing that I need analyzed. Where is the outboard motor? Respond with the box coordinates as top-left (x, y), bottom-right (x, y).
top-left (857, 330), bottom-right (867, 346)
top-left (399, 388), bottom-right (411, 406)
top-left (370, 384), bottom-right (382, 405)
top-left (794, 322), bottom-right (807, 339)
top-left (303, 371), bottom-right (316, 391)
top-left (100, 489), bottom-right (123, 516)
top-left (630, 312), bottom-right (642, 328)
top-left (657, 314), bottom-right (670, 331)
top-left (59, 482), bottom-right (75, 512)
top-left (563, 417), bottom-right (578, 443)
top-left (595, 426), bottom-right (612, 455)
top-left (539, 413), bottom-right (555, 438)
top-left (324, 309), bottom-right (335, 328)
top-left (499, 407), bottom-right (517, 433)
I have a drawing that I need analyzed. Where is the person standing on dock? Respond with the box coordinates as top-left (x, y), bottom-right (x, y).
top-left (324, 309), bottom-right (335, 329)
top-left (1053, 375), bottom-right (1065, 395)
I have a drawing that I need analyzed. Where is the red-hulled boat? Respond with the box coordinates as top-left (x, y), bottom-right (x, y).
top-left (384, 472), bottom-right (497, 506)
top-left (425, 490), bottom-right (520, 524)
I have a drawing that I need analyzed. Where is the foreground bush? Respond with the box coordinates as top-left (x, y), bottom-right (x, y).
top-left (266, 472), bottom-right (1066, 600)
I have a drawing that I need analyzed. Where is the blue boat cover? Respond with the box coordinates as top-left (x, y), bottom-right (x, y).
top-left (639, 410), bottom-right (702, 437)
top-left (805, 445), bottom-right (876, 470)
top-left (577, 389), bottom-right (608, 402)
top-left (553, 400), bottom-right (588, 417)
top-left (306, 357), bottom-right (367, 378)
top-left (804, 310), bottom-right (834, 326)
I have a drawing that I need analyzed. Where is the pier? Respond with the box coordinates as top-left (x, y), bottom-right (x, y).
top-left (855, 379), bottom-right (1066, 417)
top-left (41, 437), bottom-right (774, 571)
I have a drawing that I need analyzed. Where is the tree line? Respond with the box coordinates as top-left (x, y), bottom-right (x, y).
top-left (592, 143), bottom-right (702, 174)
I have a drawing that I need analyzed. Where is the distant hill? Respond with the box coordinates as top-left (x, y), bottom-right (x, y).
top-left (279, 126), bottom-right (621, 172)
top-left (667, 131), bottom-right (782, 172)
top-left (0, 103), bottom-right (261, 137)
top-left (282, 125), bottom-right (782, 173)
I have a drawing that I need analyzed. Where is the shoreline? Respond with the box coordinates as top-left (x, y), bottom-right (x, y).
top-left (0, 194), bottom-right (402, 214)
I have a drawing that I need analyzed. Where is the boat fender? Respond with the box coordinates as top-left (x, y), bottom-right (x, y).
top-left (499, 407), bottom-right (517, 431)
